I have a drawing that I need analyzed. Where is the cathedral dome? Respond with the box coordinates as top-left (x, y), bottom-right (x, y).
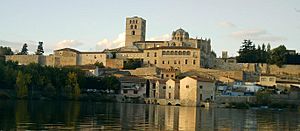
top-left (172, 28), bottom-right (189, 41)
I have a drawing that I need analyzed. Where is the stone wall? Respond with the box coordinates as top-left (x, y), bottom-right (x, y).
top-left (215, 96), bottom-right (257, 104)
top-left (5, 55), bottom-right (41, 65)
top-left (127, 67), bottom-right (158, 76)
top-left (106, 59), bottom-right (123, 69)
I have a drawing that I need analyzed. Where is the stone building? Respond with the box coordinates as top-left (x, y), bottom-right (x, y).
top-left (166, 79), bottom-right (180, 100)
top-left (179, 76), bottom-right (215, 106)
top-left (119, 76), bottom-right (147, 97)
top-left (259, 74), bottom-right (277, 87)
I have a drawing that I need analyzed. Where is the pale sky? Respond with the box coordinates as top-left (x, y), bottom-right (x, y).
top-left (0, 0), bottom-right (300, 57)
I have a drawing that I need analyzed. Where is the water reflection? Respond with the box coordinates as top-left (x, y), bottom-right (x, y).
top-left (0, 100), bottom-right (300, 130)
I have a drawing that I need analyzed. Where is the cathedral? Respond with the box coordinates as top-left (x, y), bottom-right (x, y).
top-left (110, 16), bottom-right (215, 70)
top-left (6, 16), bottom-right (216, 71)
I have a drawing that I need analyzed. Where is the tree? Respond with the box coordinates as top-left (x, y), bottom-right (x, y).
top-left (64, 72), bottom-right (80, 99)
top-left (19, 43), bottom-right (28, 55)
top-left (102, 76), bottom-right (120, 93)
top-left (16, 71), bottom-right (32, 98)
top-left (94, 62), bottom-right (105, 68)
top-left (236, 40), bottom-right (258, 63)
top-left (269, 45), bottom-right (287, 67)
top-left (35, 41), bottom-right (44, 55)
top-left (0, 46), bottom-right (14, 56)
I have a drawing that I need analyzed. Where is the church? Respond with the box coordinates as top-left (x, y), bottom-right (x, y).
top-left (5, 16), bottom-right (216, 71)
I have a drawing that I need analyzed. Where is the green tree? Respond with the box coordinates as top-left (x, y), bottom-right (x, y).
top-left (64, 72), bottom-right (80, 99)
top-left (16, 71), bottom-right (32, 98)
top-left (102, 76), bottom-right (120, 93)
top-left (35, 41), bottom-right (44, 55)
top-left (0, 46), bottom-right (14, 56)
top-left (94, 62), bottom-right (105, 68)
top-left (236, 40), bottom-right (258, 63)
top-left (19, 43), bottom-right (28, 55)
top-left (269, 45), bottom-right (287, 67)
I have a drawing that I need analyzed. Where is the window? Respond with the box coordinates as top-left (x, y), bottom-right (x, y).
top-left (171, 75), bottom-right (174, 78)
top-left (162, 61), bottom-right (165, 64)
top-left (169, 93), bottom-right (171, 99)
top-left (163, 86), bottom-right (166, 89)
top-left (123, 90), bottom-right (128, 94)
top-left (130, 25), bottom-right (133, 29)
top-left (154, 52), bottom-right (157, 57)
top-left (166, 74), bottom-right (169, 77)
top-left (261, 78), bottom-right (267, 81)
top-left (154, 60), bottom-right (157, 64)
top-left (211, 96), bottom-right (213, 100)
top-left (147, 52), bottom-right (150, 57)
top-left (129, 20), bottom-right (132, 24)
top-left (187, 51), bottom-right (191, 55)
top-left (200, 94), bottom-right (202, 100)
top-left (269, 78), bottom-right (275, 81)
top-left (183, 51), bottom-right (187, 55)
top-left (135, 25), bottom-right (137, 29)
top-left (134, 90), bottom-right (138, 94)
top-left (169, 86), bottom-right (172, 89)
top-left (199, 86), bottom-right (203, 89)
top-left (161, 74), bottom-right (164, 79)
top-left (174, 60), bottom-right (177, 64)
top-left (193, 60), bottom-right (196, 65)
top-left (178, 61), bottom-right (180, 64)
top-left (132, 31), bottom-right (135, 35)
top-left (185, 59), bottom-right (188, 64)
top-left (186, 85), bottom-right (189, 88)
top-left (162, 51), bottom-right (166, 55)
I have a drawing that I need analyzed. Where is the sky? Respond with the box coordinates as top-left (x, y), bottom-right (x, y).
top-left (0, 0), bottom-right (300, 57)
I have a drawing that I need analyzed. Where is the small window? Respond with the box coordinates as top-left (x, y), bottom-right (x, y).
top-left (199, 86), bottom-right (203, 89)
top-left (171, 75), bottom-right (174, 78)
top-left (178, 61), bottom-right (180, 64)
top-left (135, 25), bottom-right (137, 29)
top-left (168, 61), bottom-right (170, 64)
top-left (162, 61), bottom-right (165, 64)
top-left (123, 90), bottom-right (128, 94)
top-left (174, 60), bottom-right (177, 64)
top-left (154, 60), bottom-right (157, 64)
top-left (169, 86), bottom-right (171, 89)
top-left (193, 60), bottom-right (196, 65)
top-left (166, 74), bottom-right (169, 77)
top-left (154, 52), bottom-right (157, 57)
top-left (130, 25), bottom-right (133, 29)
top-left (186, 85), bottom-right (189, 88)
top-left (185, 59), bottom-right (188, 64)
top-left (134, 90), bottom-right (138, 94)
top-left (129, 20), bottom-right (132, 24)
top-left (147, 52), bottom-right (150, 57)
top-left (132, 31), bottom-right (135, 35)
top-left (163, 86), bottom-right (166, 89)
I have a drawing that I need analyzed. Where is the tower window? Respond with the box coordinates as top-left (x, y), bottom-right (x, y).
top-left (185, 59), bottom-right (188, 64)
top-left (135, 25), bottom-right (137, 29)
top-left (131, 25), bottom-right (133, 29)
top-left (132, 31), bottom-right (135, 35)
top-left (129, 20), bottom-right (132, 24)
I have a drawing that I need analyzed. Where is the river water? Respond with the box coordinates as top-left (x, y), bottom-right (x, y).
top-left (0, 100), bottom-right (300, 130)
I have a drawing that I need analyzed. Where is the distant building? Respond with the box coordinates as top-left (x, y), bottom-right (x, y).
top-left (119, 76), bottom-right (147, 97)
top-left (166, 79), bottom-right (180, 99)
top-left (259, 74), bottom-right (277, 87)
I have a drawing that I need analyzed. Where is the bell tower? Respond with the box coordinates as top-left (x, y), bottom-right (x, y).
top-left (125, 16), bottom-right (146, 47)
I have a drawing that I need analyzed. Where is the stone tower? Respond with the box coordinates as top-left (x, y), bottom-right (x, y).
top-left (125, 16), bottom-right (146, 47)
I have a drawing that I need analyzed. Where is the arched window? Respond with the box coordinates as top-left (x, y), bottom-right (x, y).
top-left (183, 51), bottom-right (187, 55)
top-left (175, 51), bottom-right (178, 55)
top-left (171, 51), bottom-right (174, 55)
top-left (135, 25), bottom-right (137, 29)
top-left (130, 25), bottom-right (133, 29)
top-left (166, 51), bottom-right (170, 55)
top-left (193, 60), bottom-right (196, 65)
top-left (162, 51), bottom-right (166, 55)
top-left (185, 59), bottom-right (188, 64)
top-left (179, 51), bottom-right (182, 55)
top-left (129, 20), bottom-right (132, 24)
top-left (136, 20), bottom-right (138, 23)
top-left (132, 31), bottom-right (135, 35)
top-left (154, 52), bottom-right (157, 57)
top-left (154, 60), bottom-right (157, 64)
top-left (187, 51), bottom-right (191, 55)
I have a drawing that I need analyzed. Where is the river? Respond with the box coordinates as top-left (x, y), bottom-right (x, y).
top-left (0, 100), bottom-right (300, 130)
